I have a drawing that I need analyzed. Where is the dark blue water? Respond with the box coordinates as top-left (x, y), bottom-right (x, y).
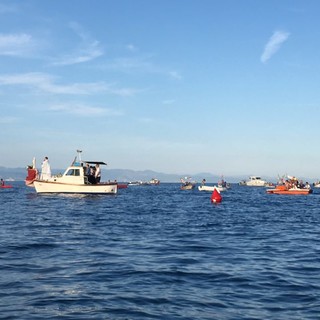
top-left (1, 182), bottom-right (320, 319)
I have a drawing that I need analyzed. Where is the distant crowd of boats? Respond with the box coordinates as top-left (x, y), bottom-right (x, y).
top-left (127, 178), bottom-right (160, 186)
top-left (1, 150), bottom-right (317, 196)
top-left (179, 175), bottom-right (314, 195)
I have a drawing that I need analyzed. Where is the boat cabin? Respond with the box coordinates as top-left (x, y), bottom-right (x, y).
top-left (52, 160), bottom-right (107, 185)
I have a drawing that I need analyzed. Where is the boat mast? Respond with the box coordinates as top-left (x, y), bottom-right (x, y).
top-left (76, 149), bottom-right (82, 163)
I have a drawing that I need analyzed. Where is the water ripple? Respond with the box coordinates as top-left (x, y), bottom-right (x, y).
top-left (1, 182), bottom-right (320, 319)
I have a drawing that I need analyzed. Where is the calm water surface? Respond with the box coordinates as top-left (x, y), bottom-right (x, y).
top-left (1, 182), bottom-right (320, 319)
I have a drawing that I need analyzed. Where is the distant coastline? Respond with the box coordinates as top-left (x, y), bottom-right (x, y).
top-left (0, 166), bottom-right (315, 184)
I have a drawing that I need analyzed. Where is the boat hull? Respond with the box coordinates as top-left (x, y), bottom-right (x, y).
top-left (181, 184), bottom-right (195, 190)
top-left (245, 182), bottom-right (267, 187)
top-left (240, 176), bottom-right (268, 186)
top-left (267, 186), bottom-right (312, 195)
top-left (33, 180), bottom-right (117, 194)
top-left (198, 185), bottom-right (226, 192)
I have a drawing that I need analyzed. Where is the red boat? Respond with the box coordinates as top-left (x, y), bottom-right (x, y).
top-left (267, 185), bottom-right (312, 195)
top-left (0, 185), bottom-right (13, 189)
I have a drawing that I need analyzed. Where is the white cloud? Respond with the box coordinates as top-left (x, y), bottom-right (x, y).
top-left (52, 22), bottom-right (104, 66)
top-left (102, 56), bottom-right (182, 80)
top-left (0, 72), bottom-right (140, 96)
top-left (48, 103), bottom-right (124, 117)
top-left (261, 30), bottom-right (290, 63)
top-left (52, 41), bottom-right (103, 66)
top-left (0, 33), bottom-right (35, 57)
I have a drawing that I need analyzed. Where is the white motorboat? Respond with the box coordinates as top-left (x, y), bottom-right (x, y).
top-left (30, 151), bottom-right (117, 194)
top-left (198, 185), bottom-right (227, 192)
top-left (313, 181), bottom-right (320, 188)
top-left (149, 178), bottom-right (160, 185)
top-left (240, 176), bottom-right (267, 187)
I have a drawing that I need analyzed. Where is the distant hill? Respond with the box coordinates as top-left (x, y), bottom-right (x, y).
top-left (2, 166), bottom-right (311, 183)
top-left (102, 169), bottom-right (223, 183)
top-left (0, 166), bottom-right (240, 183)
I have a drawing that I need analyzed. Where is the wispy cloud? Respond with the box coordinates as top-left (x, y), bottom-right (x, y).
top-left (52, 22), bottom-right (104, 66)
top-left (102, 55), bottom-right (183, 80)
top-left (0, 72), bottom-right (140, 96)
top-left (48, 103), bottom-right (124, 117)
top-left (261, 30), bottom-right (290, 63)
top-left (0, 33), bottom-right (36, 57)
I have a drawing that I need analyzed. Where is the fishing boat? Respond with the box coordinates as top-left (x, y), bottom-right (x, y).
top-left (149, 178), bottom-right (160, 185)
top-left (181, 182), bottom-right (195, 190)
top-left (217, 177), bottom-right (231, 189)
top-left (0, 185), bottom-right (13, 189)
top-left (267, 176), bottom-right (312, 195)
top-left (128, 181), bottom-right (144, 186)
top-left (180, 177), bottom-right (196, 190)
top-left (313, 181), bottom-right (320, 188)
top-left (198, 185), bottom-right (227, 192)
top-left (0, 178), bottom-right (12, 189)
top-left (266, 185), bottom-right (312, 195)
top-left (28, 150), bottom-right (117, 194)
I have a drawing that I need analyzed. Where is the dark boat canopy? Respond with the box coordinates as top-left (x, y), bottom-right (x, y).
top-left (84, 161), bottom-right (107, 165)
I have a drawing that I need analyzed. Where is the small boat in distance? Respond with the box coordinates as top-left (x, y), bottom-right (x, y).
top-left (149, 178), bottom-right (160, 185)
top-left (28, 150), bottom-right (117, 194)
top-left (0, 178), bottom-right (12, 189)
top-left (217, 177), bottom-right (231, 189)
top-left (313, 180), bottom-right (320, 188)
top-left (267, 185), bottom-right (312, 195)
top-left (267, 176), bottom-right (312, 195)
top-left (180, 177), bottom-right (196, 190)
top-left (198, 177), bottom-right (228, 192)
top-left (239, 176), bottom-right (268, 187)
top-left (198, 185), bottom-right (226, 192)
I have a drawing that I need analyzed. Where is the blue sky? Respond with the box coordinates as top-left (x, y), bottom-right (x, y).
top-left (1, 0), bottom-right (320, 178)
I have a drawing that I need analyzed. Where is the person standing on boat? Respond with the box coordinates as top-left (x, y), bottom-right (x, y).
top-left (40, 156), bottom-right (51, 180)
top-left (85, 163), bottom-right (91, 176)
top-left (0, 178), bottom-right (4, 186)
top-left (95, 164), bottom-right (101, 183)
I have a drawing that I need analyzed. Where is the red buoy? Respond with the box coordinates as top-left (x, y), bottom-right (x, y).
top-left (211, 187), bottom-right (222, 203)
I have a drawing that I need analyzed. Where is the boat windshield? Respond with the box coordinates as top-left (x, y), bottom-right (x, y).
top-left (66, 168), bottom-right (81, 176)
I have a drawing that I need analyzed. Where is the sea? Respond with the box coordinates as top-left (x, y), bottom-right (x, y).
top-left (1, 182), bottom-right (320, 320)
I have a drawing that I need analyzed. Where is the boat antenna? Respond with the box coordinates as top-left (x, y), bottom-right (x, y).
top-left (76, 149), bottom-right (82, 162)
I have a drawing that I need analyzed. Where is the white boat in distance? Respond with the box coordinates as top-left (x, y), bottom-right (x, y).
top-left (239, 176), bottom-right (268, 187)
top-left (31, 151), bottom-right (117, 194)
top-left (313, 181), bottom-right (320, 188)
top-left (198, 185), bottom-right (227, 192)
